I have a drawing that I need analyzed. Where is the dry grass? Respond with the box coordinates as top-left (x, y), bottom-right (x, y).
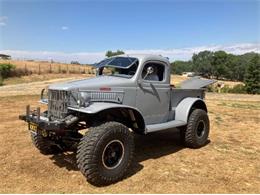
top-left (0, 60), bottom-right (242, 87)
top-left (3, 74), bottom-right (89, 86)
top-left (0, 79), bottom-right (259, 193)
top-left (170, 75), bottom-right (188, 87)
top-left (1, 59), bottom-right (243, 89)
top-left (0, 59), bottom-right (94, 75)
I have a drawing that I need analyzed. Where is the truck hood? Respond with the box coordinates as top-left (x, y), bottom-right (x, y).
top-left (48, 76), bottom-right (133, 91)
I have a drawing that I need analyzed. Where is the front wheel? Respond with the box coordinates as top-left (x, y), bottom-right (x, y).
top-left (181, 109), bottom-right (210, 148)
top-left (30, 132), bottom-right (62, 154)
top-left (76, 121), bottom-right (134, 186)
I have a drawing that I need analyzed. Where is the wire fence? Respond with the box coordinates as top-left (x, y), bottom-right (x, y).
top-left (1, 60), bottom-right (96, 75)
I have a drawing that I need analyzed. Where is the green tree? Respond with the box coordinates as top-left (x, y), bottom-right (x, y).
top-left (224, 54), bottom-right (241, 81)
top-left (191, 51), bottom-right (259, 81)
top-left (211, 51), bottom-right (228, 79)
top-left (105, 50), bottom-right (125, 57)
top-left (236, 52), bottom-right (259, 81)
top-left (71, 61), bottom-right (80, 65)
top-left (171, 60), bottom-right (193, 74)
top-left (244, 55), bottom-right (260, 94)
top-left (192, 51), bottom-right (213, 78)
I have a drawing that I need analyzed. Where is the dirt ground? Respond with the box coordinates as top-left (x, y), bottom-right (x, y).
top-left (0, 78), bottom-right (259, 193)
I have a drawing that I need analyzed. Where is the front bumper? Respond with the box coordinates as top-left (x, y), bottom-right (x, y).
top-left (19, 105), bottom-right (67, 133)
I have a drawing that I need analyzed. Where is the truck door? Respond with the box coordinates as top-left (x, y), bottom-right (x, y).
top-left (136, 61), bottom-right (170, 125)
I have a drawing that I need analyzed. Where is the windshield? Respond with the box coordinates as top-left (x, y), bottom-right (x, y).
top-left (95, 57), bottom-right (138, 68)
top-left (96, 57), bottom-right (139, 78)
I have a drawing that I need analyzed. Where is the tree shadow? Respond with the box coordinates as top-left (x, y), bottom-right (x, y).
top-left (49, 128), bottom-right (210, 181)
top-left (125, 128), bottom-right (184, 178)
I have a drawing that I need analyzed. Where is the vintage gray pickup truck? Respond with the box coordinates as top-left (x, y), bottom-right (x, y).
top-left (19, 54), bottom-right (215, 186)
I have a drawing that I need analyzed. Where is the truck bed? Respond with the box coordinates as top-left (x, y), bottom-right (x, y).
top-left (170, 77), bottom-right (216, 107)
top-left (170, 88), bottom-right (205, 107)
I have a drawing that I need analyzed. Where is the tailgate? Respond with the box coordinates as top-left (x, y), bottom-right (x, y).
top-left (180, 77), bottom-right (216, 89)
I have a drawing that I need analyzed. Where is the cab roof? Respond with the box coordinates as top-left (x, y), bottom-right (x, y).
top-left (92, 54), bottom-right (170, 68)
top-left (118, 54), bottom-right (170, 65)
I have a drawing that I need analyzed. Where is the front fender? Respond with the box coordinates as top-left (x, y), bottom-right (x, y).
top-left (68, 102), bottom-right (142, 115)
top-left (68, 102), bottom-right (146, 131)
top-left (175, 97), bottom-right (207, 123)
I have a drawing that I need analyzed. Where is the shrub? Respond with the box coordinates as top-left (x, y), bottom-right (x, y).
top-left (229, 84), bottom-right (247, 94)
top-left (0, 74), bottom-right (3, 86)
top-left (219, 84), bottom-right (246, 94)
top-left (220, 85), bottom-right (230, 93)
top-left (207, 85), bottom-right (218, 92)
top-left (10, 68), bottom-right (33, 77)
top-left (0, 63), bottom-right (15, 78)
top-left (207, 83), bottom-right (247, 94)
top-left (69, 69), bottom-right (78, 74)
top-left (61, 69), bottom-right (67, 74)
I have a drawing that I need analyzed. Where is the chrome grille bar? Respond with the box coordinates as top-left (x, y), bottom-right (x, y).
top-left (48, 90), bottom-right (69, 119)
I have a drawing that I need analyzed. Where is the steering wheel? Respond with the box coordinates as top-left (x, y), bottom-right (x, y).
top-left (129, 71), bottom-right (136, 75)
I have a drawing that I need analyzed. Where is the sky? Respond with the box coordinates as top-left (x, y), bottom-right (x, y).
top-left (0, 0), bottom-right (259, 63)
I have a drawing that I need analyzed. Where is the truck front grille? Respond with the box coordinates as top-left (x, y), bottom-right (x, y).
top-left (48, 90), bottom-right (69, 119)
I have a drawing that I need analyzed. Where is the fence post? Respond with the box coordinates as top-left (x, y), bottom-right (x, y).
top-left (49, 64), bottom-right (52, 73)
top-left (67, 64), bottom-right (69, 74)
top-left (38, 64), bottom-right (41, 75)
top-left (24, 64), bottom-right (27, 74)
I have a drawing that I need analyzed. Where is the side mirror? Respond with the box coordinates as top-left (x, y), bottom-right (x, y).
top-left (143, 66), bottom-right (154, 80)
top-left (96, 68), bottom-right (100, 76)
top-left (147, 66), bottom-right (154, 74)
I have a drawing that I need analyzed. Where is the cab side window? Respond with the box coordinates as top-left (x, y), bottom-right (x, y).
top-left (142, 63), bottom-right (165, 81)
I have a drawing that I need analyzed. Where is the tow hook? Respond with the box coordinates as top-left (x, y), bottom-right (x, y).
top-left (64, 115), bottom-right (79, 126)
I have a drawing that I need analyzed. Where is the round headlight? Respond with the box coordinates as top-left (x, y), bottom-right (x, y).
top-left (41, 87), bottom-right (49, 101)
top-left (79, 92), bottom-right (91, 107)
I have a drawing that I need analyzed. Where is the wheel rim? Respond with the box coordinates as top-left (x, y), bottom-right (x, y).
top-left (102, 140), bottom-right (125, 169)
top-left (196, 120), bottom-right (205, 138)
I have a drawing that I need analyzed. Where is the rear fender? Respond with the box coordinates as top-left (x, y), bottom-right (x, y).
top-left (175, 97), bottom-right (207, 123)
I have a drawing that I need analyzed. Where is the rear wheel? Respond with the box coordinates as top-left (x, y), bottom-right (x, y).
top-left (77, 121), bottom-right (134, 186)
top-left (181, 109), bottom-right (210, 148)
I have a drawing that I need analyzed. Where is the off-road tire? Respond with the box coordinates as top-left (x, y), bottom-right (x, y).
top-left (77, 121), bottom-right (134, 186)
top-left (183, 109), bottom-right (210, 148)
top-left (30, 132), bottom-right (61, 155)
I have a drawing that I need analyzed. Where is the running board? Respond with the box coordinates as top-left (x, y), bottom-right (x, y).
top-left (146, 120), bottom-right (186, 133)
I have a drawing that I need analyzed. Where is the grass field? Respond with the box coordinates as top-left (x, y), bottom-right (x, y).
top-left (0, 59), bottom-right (94, 75)
top-left (1, 60), bottom-right (243, 89)
top-left (2, 73), bottom-right (90, 86)
top-left (0, 76), bottom-right (259, 193)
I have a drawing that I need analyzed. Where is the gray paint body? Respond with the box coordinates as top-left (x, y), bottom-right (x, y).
top-left (45, 54), bottom-right (214, 133)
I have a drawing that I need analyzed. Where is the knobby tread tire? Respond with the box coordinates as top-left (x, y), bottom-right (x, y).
top-left (76, 121), bottom-right (134, 186)
top-left (30, 132), bottom-right (60, 155)
top-left (184, 109), bottom-right (210, 148)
